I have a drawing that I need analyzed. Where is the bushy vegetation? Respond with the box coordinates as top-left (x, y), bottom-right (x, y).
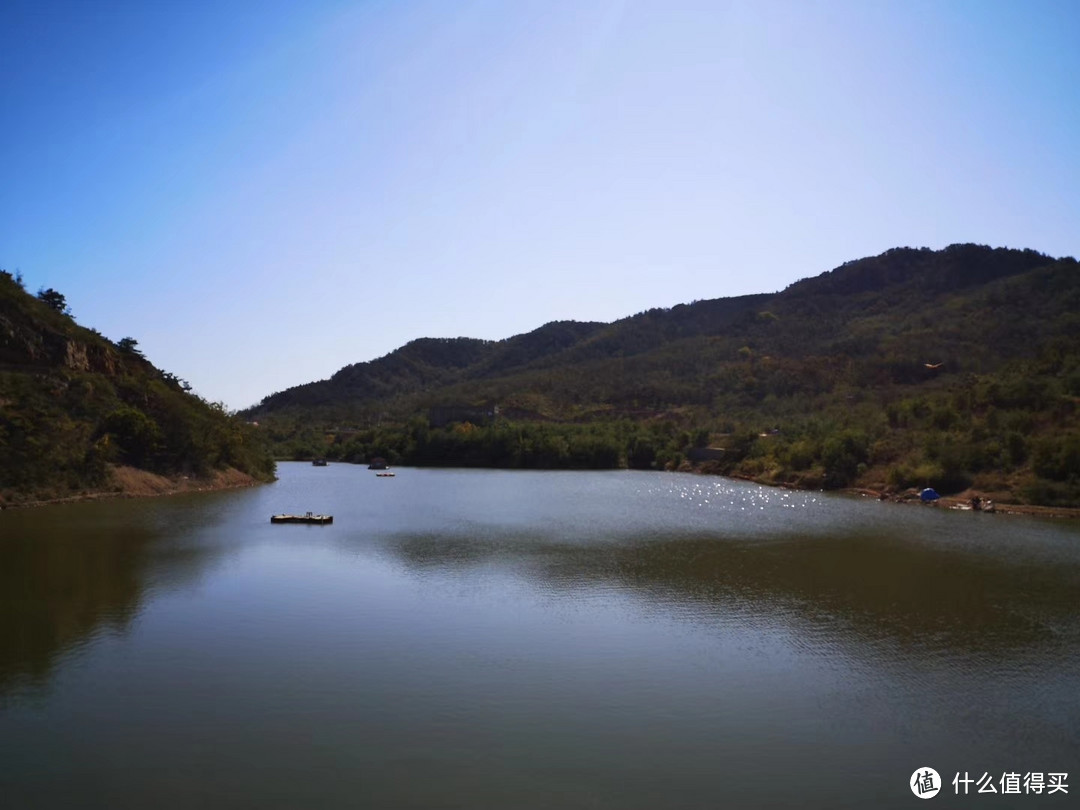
top-left (270, 417), bottom-right (705, 471)
top-left (0, 270), bottom-right (275, 503)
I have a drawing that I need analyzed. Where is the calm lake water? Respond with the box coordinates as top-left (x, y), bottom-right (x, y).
top-left (2, 463), bottom-right (1078, 808)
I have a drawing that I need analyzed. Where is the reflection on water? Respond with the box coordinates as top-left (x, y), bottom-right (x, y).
top-left (0, 489), bottom-right (253, 697)
top-left (1, 465), bottom-right (1078, 809)
top-left (388, 527), bottom-right (1080, 660)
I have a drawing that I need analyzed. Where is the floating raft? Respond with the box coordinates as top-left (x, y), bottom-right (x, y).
top-left (270, 512), bottom-right (333, 524)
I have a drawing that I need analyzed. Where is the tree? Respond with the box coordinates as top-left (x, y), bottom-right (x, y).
top-left (101, 406), bottom-right (163, 467)
top-left (37, 287), bottom-right (70, 314)
top-left (117, 337), bottom-right (144, 357)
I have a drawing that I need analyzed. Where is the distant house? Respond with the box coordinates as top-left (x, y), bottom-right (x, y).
top-left (367, 457), bottom-right (388, 470)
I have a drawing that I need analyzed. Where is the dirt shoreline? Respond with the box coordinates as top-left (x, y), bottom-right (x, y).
top-left (709, 470), bottom-right (1080, 520)
top-left (835, 486), bottom-right (1080, 520)
top-left (0, 466), bottom-right (269, 509)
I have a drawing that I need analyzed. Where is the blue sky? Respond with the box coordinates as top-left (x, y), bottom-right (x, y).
top-left (3, 0), bottom-right (1078, 409)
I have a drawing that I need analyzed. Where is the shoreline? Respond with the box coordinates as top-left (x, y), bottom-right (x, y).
top-left (0, 466), bottom-right (271, 510)
top-left (848, 488), bottom-right (1080, 520)
top-left (695, 468), bottom-right (1080, 520)
top-left (13, 460), bottom-right (1076, 520)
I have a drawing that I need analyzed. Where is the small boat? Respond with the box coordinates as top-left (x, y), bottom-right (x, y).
top-left (270, 512), bottom-right (333, 524)
top-left (312, 459), bottom-right (328, 467)
top-left (375, 472), bottom-right (395, 477)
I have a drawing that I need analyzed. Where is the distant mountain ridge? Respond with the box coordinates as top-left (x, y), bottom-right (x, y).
top-left (245, 244), bottom-right (1080, 507)
top-left (248, 243), bottom-right (1066, 419)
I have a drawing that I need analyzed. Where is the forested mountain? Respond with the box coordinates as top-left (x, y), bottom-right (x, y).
top-left (246, 244), bottom-right (1080, 507)
top-left (253, 320), bottom-right (613, 413)
top-left (0, 271), bottom-right (275, 504)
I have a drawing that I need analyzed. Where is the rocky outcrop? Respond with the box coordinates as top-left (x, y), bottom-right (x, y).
top-left (65, 340), bottom-right (90, 371)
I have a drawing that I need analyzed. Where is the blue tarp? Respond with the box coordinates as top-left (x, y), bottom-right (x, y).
top-left (920, 487), bottom-right (940, 502)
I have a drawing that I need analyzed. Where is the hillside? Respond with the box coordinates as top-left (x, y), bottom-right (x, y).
top-left (0, 271), bottom-right (276, 505)
top-left (246, 244), bottom-right (1080, 507)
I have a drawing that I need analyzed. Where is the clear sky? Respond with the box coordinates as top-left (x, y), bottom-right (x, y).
top-left (3, 0), bottom-right (1078, 409)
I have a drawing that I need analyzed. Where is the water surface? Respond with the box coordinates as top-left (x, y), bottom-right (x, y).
top-left (2, 464), bottom-right (1078, 808)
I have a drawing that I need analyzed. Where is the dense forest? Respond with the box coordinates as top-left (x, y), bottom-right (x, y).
top-left (0, 270), bottom-right (276, 505)
top-left (246, 244), bottom-right (1080, 507)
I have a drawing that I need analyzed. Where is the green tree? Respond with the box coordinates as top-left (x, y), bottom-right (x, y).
top-left (37, 287), bottom-right (70, 314)
top-left (117, 337), bottom-right (144, 357)
top-left (821, 430), bottom-right (868, 489)
top-left (628, 437), bottom-right (657, 469)
top-left (101, 407), bottom-right (163, 467)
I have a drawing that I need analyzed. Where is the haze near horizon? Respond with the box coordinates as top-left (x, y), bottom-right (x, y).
top-left (3, 0), bottom-right (1078, 409)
